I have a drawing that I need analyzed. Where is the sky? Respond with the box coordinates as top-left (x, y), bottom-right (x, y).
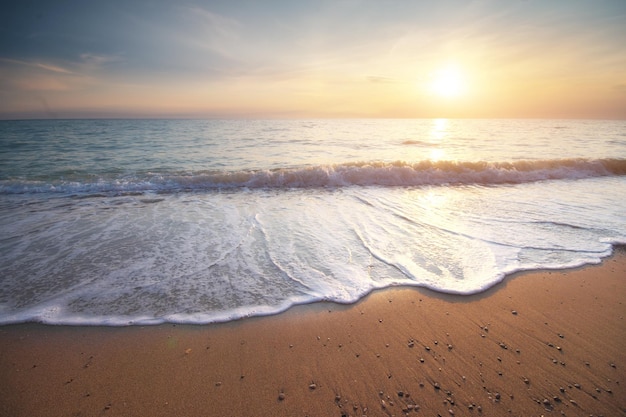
top-left (1, 0), bottom-right (625, 119)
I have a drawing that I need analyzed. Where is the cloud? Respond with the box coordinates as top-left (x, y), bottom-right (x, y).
top-left (34, 62), bottom-right (76, 74)
top-left (0, 57), bottom-right (93, 93)
top-left (79, 53), bottom-right (124, 67)
top-left (614, 84), bottom-right (626, 94)
top-left (0, 58), bottom-right (75, 75)
top-left (366, 76), bottom-right (398, 84)
top-left (174, 6), bottom-right (243, 61)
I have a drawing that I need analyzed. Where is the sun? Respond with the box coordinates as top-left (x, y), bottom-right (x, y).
top-left (429, 66), bottom-right (466, 98)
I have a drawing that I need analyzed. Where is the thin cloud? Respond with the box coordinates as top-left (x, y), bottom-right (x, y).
top-left (0, 58), bottom-right (76, 75)
top-left (0, 57), bottom-right (97, 93)
top-left (35, 62), bottom-right (75, 74)
top-left (176, 6), bottom-right (243, 59)
top-left (79, 53), bottom-right (124, 66)
top-left (366, 76), bottom-right (397, 84)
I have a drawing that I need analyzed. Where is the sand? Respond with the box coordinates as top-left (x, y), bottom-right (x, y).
top-left (1, 248), bottom-right (625, 417)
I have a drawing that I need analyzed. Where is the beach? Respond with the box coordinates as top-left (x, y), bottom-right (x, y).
top-left (2, 1), bottom-right (626, 415)
top-left (1, 247), bottom-right (624, 417)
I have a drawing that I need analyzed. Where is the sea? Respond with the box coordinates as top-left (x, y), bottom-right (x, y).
top-left (1, 118), bottom-right (625, 326)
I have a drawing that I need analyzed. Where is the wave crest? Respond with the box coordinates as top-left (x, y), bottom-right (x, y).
top-left (1, 158), bottom-right (625, 194)
top-left (154, 158), bottom-right (626, 189)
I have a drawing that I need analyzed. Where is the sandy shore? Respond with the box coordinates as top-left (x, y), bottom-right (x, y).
top-left (1, 248), bottom-right (625, 417)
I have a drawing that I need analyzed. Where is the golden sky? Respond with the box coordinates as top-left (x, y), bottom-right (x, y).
top-left (1, 1), bottom-right (625, 119)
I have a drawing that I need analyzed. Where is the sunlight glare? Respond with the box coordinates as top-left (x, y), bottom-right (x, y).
top-left (430, 66), bottom-right (466, 98)
top-left (430, 118), bottom-right (448, 141)
top-left (428, 119), bottom-right (448, 161)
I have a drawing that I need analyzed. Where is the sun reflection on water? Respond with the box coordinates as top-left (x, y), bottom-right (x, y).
top-left (428, 118), bottom-right (448, 161)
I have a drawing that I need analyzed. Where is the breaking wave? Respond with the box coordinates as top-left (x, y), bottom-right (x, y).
top-left (2, 158), bottom-right (625, 195)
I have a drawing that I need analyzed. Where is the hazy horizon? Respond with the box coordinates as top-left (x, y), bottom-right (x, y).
top-left (2, 1), bottom-right (625, 120)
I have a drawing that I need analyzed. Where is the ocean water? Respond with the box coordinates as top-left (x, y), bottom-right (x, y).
top-left (1, 118), bottom-right (625, 325)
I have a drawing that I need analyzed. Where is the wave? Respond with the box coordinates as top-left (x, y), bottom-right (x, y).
top-left (1, 158), bottom-right (625, 195)
top-left (401, 139), bottom-right (439, 146)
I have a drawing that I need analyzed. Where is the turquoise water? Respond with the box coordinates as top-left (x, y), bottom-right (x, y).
top-left (1, 119), bottom-right (625, 325)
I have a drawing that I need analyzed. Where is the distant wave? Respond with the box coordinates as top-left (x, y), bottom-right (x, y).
top-left (401, 139), bottom-right (439, 146)
top-left (1, 158), bottom-right (625, 195)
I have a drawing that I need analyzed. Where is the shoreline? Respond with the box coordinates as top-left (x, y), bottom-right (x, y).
top-left (1, 247), bottom-right (621, 328)
top-left (1, 248), bottom-right (625, 416)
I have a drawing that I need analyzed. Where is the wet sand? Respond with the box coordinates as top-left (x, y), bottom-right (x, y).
top-left (1, 247), bottom-right (625, 417)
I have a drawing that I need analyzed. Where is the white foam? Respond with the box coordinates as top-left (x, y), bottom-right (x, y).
top-left (1, 176), bottom-right (625, 326)
top-left (1, 158), bottom-right (624, 195)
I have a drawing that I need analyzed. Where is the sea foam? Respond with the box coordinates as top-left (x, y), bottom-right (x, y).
top-left (1, 158), bottom-right (624, 195)
top-left (1, 119), bottom-right (625, 326)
